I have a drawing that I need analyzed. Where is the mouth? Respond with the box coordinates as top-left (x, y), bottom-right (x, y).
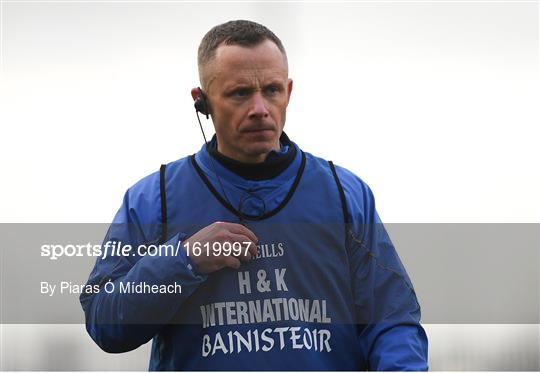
top-left (241, 126), bottom-right (275, 134)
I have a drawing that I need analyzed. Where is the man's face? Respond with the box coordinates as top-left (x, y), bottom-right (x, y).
top-left (193, 40), bottom-right (293, 163)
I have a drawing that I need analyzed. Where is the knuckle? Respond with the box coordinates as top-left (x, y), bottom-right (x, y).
top-left (215, 233), bottom-right (227, 242)
top-left (215, 221), bottom-right (227, 228)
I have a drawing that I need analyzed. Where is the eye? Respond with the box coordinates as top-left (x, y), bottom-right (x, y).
top-left (264, 85), bottom-right (281, 95)
top-left (231, 88), bottom-right (250, 98)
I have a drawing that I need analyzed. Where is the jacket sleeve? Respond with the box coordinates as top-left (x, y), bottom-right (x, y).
top-left (79, 172), bottom-right (207, 353)
top-left (336, 166), bottom-right (429, 371)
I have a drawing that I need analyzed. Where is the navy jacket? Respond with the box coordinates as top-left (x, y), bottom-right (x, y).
top-left (80, 139), bottom-right (428, 370)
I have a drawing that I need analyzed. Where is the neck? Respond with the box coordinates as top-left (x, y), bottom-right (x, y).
top-left (207, 133), bottom-right (296, 181)
top-left (216, 143), bottom-right (281, 164)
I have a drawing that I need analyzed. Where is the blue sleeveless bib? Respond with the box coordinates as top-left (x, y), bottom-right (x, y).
top-left (150, 151), bottom-right (362, 370)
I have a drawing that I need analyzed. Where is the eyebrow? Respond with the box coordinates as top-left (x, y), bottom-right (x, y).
top-left (224, 79), bottom-right (285, 91)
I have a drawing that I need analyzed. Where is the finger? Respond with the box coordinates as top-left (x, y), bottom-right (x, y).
top-left (223, 255), bottom-right (241, 270)
top-left (224, 222), bottom-right (258, 243)
top-left (237, 246), bottom-right (254, 262)
top-left (240, 242), bottom-right (259, 262)
top-left (223, 233), bottom-right (257, 250)
top-left (221, 234), bottom-right (256, 261)
top-left (246, 241), bottom-right (258, 258)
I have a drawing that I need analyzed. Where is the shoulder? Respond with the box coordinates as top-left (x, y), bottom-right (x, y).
top-left (332, 163), bottom-right (374, 203)
top-left (333, 163), bottom-right (376, 221)
top-left (309, 154), bottom-right (377, 223)
top-left (301, 151), bottom-right (377, 221)
top-left (127, 156), bottom-right (191, 195)
top-left (304, 151), bottom-right (375, 205)
top-left (120, 156), bottom-right (191, 220)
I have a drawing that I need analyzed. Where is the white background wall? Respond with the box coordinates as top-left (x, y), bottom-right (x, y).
top-left (1, 0), bottom-right (539, 370)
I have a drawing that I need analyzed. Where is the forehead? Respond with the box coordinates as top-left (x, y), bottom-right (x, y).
top-left (208, 40), bottom-right (288, 87)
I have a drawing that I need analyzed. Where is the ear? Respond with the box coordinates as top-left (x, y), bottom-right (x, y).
top-left (286, 79), bottom-right (293, 104)
top-left (191, 87), bottom-right (201, 101)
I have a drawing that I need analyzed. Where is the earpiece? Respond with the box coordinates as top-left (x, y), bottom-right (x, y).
top-left (192, 86), bottom-right (249, 227)
top-left (194, 87), bottom-right (210, 119)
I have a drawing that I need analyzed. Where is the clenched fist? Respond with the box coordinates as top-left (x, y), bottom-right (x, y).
top-left (183, 221), bottom-right (258, 274)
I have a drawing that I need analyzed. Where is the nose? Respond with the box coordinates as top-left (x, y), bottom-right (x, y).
top-left (248, 92), bottom-right (269, 119)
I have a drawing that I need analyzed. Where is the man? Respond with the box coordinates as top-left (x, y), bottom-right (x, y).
top-left (81, 20), bottom-right (428, 370)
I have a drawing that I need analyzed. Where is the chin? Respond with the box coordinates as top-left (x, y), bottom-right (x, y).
top-left (242, 142), bottom-right (277, 160)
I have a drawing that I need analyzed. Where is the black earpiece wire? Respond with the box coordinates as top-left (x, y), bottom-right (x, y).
top-left (194, 107), bottom-right (249, 228)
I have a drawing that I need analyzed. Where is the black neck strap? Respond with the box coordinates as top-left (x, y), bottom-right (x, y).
top-left (159, 156), bottom-right (350, 244)
top-left (328, 160), bottom-right (351, 245)
top-left (190, 151), bottom-right (306, 221)
top-left (159, 164), bottom-right (168, 244)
